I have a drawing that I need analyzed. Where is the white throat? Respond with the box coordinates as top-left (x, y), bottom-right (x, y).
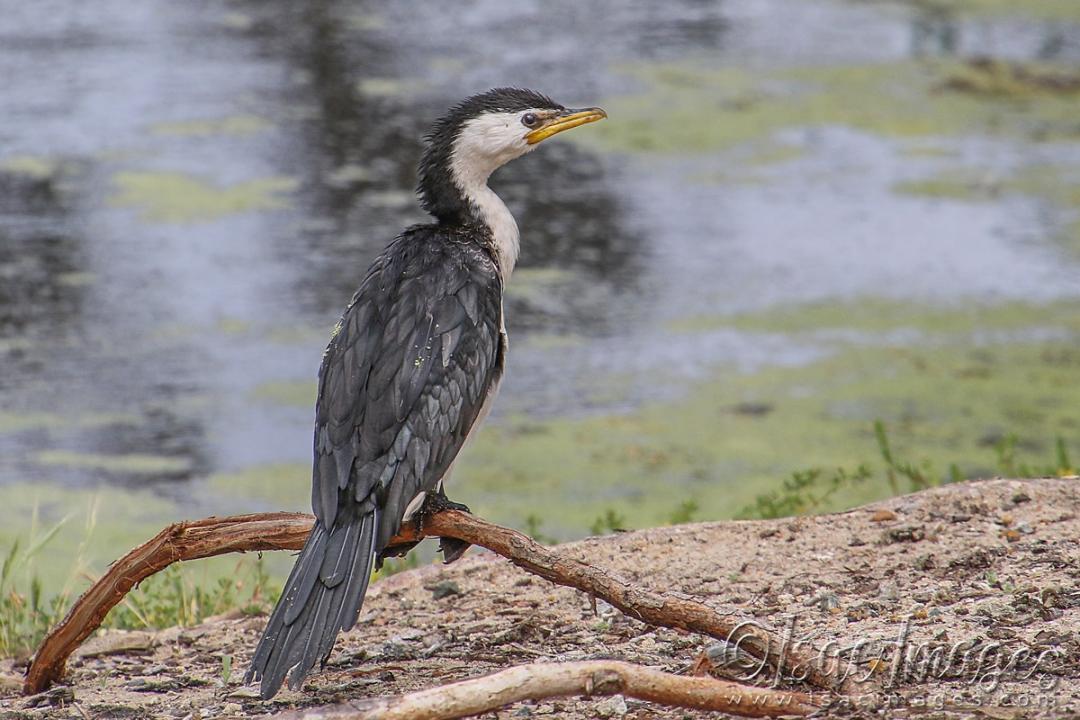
top-left (463, 182), bottom-right (519, 279)
top-left (449, 114), bottom-right (534, 279)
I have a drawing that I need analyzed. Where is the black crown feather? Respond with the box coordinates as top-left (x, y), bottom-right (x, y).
top-left (417, 88), bottom-right (564, 222)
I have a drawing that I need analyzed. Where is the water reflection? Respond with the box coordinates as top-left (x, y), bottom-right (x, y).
top-left (0, 170), bottom-right (84, 348)
top-left (0, 0), bottom-right (1078, 518)
top-left (909, 5), bottom-right (1080, 61)
top-left (239, 0), bottom-right (646, 329)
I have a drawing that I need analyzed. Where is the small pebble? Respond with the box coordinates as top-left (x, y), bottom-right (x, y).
top-left (595, 695), bottom-right (628, 717)
top-left (430, 580), bottom-right (462, 599)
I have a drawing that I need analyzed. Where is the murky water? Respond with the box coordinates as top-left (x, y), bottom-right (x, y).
top-left (2, 0), bottom-right (1079, 575)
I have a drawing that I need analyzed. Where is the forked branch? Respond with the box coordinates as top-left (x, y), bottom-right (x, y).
top-left (25, 510), bottom-right (840, 698)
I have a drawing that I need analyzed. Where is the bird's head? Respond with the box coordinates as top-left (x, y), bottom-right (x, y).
top-left (418, 88), bottom-right (606, 221)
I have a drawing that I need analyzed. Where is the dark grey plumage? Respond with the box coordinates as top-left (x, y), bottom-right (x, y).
top-left (245, 87), bottom-right (603, 699)
top-left (246, 228), bottom-right (504, 697)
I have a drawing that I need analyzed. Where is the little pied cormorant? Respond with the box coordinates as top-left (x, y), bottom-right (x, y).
top-left (246, 88), bottom-right (606, 698)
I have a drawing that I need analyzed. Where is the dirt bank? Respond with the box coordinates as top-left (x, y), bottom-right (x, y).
top-left (3, 477), bottom-right (1078, 719)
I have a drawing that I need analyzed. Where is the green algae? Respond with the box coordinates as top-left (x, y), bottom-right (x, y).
top-left (893, 162), bottom-right (1080, 260)
top-left (455, 297), bottom-right (1080, 538)
top-left (0, 411), bottom-right (140, 434)
top-left (219, 12), bottom-right (255, 31)
top-left (894, 164), bottom-right (1080, 205)
top-left (215, 316), bottom-right (251, 336)
top-left (1065, 218), bottom-right (1080, 255)
top-left (251, 380), bottom-right (317, 407)
top-left (455, 336), bottom-right (1080, 540)
top-left (356, 78), bottom-right (426, 98)
top-left (0, 155), bottom-right (58, 180)
top-left (670, 298), bottom-right (1080, 337)
top-left (55, 271), bottom-right (96, 287)
top-left (11, 297), bottom-right (1079, 596)
top-left (265, 324), bottom-right (327, 346)
top-left (743, 142), bottom-right (805, 167)
top-left (263, 323), bottom-right (326, 345)
top-left (33, 450), bottom-right (191, 475)
top-left (150, 114), bottom-right (269, 138)
top-left (888, 0), bottom-right (1080, 22)
top-left (893, 172), bottom-right (996, 201)
top-left (941, 59), bottom-right (1080, 98)
top-left (898, 143), bottom-right (957, 158)
top-left (365, 189), bottom-right (415, 208)
top-left (504, 267), bottom-right (578, 305)
top-left (0, 338), bottom-right (33, 355)
top-left (110, 171), bottom-right (297, 223)
top-left (346, 13), bottom-right (386, 31)
top-left (324, 164), bottom-right (372, 188)
top-left (518, 333), bottom-right (587, 352)
top-left (690, 140), bottom-right (805, 185)
top-left (583, 59), bottom-right (1080, 156)
top-left (202, 463), bottom-right (309, 511)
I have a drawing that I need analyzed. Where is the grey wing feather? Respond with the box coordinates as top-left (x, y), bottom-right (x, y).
top-left (246, 230), bottom-right (504, 699)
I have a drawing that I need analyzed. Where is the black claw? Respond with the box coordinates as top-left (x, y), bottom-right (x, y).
top-left (374, 491), bottom-right (473, 569)
top-left (439, 537), bottom-right (471, 564)
top-left (376, 540), bottom-right (419, 570)
top-left (422, 489), bottom-right (472, 563)
top-left (421, 488), bottom-right (471, 516)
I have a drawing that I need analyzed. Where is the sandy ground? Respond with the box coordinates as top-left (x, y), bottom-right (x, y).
top-left (2, 477), bottom-right (1078, 719)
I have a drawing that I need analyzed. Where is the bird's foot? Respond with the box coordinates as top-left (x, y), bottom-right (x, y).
top-left (420, 490), bottom-right (472, 564)
top-left (375, 540), bottom-right (419, 570)
top-left (438, 537), bottom-right (471, 565)
top-left (421, 489), bottom-right (471, 515)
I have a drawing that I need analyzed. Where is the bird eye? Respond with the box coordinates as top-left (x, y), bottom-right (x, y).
top-left (521, 112), bottom-right (538, 128)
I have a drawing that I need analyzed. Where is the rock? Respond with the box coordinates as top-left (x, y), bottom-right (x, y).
top-left (1010, 490), bottom-right (1032, 505)
top-left (879, 582), bottom-right (899, 602)
top-left (126, 677), bottom-right (179, 692)
top-left (378, 641), bottom-right (415, 661)
top-left (75, 630), bottom-right (155, 659)
top-left (882, 525), bottom-right (925, 543)
top-left (227, 687), bottom-right (262, 699)
top-left (429, 580), bottom-right (462, 599)
top-left (24, 686), bottom-right (74, 708)
top-left (594, 695), bottom-right (628, 717)
top-left (807, 591), bottom-right (840, 611)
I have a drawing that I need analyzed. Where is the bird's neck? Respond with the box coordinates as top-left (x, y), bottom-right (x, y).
top-left (421, 152), bottom-right (519, 279)
top-left (460, 182), bottom-right (520, 281)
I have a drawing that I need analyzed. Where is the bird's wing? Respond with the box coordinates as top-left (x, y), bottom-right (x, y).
top-left (311, 235), bottom-right (503, 547)
top-left (246, 235), bottom-right (504, 697)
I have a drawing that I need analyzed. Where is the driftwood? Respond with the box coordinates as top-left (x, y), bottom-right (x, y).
top-left (26, 509), bottom-right (842, 706)
top-left (265, 660), bottom-right (825, 719)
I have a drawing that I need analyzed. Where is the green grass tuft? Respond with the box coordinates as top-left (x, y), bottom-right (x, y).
top-left (0, 505), bottom-right (278, 659)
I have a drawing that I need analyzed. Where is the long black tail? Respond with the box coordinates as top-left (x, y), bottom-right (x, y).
top-left (246, 508), bottom-right (378, 698)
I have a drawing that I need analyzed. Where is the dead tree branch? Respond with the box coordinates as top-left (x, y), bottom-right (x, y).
top-left (26, 510), bottom-right (840, 696)
top-left (25, 512), bottom-right (313, 695)
top-left (265, 660), bottom-right (826, 719)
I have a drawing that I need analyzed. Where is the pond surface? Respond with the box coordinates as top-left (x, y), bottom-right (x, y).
top-left (1, 0), bottom-right (1079, 585)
